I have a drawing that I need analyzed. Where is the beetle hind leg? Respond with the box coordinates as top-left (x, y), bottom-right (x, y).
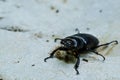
top-left (95, 40), bottom-right (118, 48)
top-left (91, 40), bottom-right (118, 61)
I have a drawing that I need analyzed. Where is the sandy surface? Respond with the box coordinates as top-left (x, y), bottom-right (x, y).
top-left (0, 0), bottom-right (120, 80)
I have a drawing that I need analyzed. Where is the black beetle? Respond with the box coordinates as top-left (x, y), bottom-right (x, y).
top-left (44, 29), bottom-right (118, 75)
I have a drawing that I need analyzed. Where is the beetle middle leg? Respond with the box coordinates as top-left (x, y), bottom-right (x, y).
top-left (44, 47), bottom-right (68, 62)
top-left (91, 50), bottom-right (105, 61)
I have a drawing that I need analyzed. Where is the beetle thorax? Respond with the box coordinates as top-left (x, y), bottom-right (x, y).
top-left (61, 35), bottom-right (88, 50)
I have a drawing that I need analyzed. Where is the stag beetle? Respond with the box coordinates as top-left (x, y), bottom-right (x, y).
top-left (44, 29), bottom-right (118, 75)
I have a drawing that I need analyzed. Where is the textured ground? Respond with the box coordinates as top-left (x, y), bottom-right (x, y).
top-left (0, 0), bottom-right (120, 80)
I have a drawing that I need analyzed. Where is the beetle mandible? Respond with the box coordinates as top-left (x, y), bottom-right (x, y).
top-left (44, 29), bottom-right (118, 75)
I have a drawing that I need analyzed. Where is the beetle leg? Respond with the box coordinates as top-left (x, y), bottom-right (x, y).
top-left (91, 50), bottom-right (105, 61)
top-left (44, 47), bottom-right (68, 62)
top-left (82, 58), bottom-right (88, 62)
top-left (91, 40), bottom-right (118, 61)
top-left (95, 40), bottom-right (118, 48)
top-left (74, 54), bottom-right (80, 75)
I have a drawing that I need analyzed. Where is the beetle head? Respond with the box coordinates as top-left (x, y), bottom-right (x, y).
top-left (60, 39), bottom-right (76, 49)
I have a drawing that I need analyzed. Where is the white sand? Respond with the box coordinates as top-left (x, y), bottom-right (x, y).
top-left (0, 0), bottom-right (120, 80)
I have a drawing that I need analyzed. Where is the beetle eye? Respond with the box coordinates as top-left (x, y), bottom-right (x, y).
top-left (67, 41), bottom-right (70, 44)
top-left (61, 39), bottom-right (74, 48)
top-left (67, 41), bottom-right (72, 45)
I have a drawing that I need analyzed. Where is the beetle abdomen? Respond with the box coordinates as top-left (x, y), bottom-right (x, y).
top-left (76, 33), bottom-right (99, 49)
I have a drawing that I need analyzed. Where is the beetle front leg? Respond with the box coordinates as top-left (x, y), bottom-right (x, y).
top-left (44, 52), bottom-right (55, 62)
top-left (44, 47), bottom-right (68, 62)
top-left (74, 54), bottom-right (80, 75)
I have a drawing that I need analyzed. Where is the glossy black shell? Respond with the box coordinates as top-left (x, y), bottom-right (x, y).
top-left (66, 33), bottom-right (99, 51)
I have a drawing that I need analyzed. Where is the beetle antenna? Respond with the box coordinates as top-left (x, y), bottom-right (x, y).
top-left (54, 38), bottom-right (63, 42)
